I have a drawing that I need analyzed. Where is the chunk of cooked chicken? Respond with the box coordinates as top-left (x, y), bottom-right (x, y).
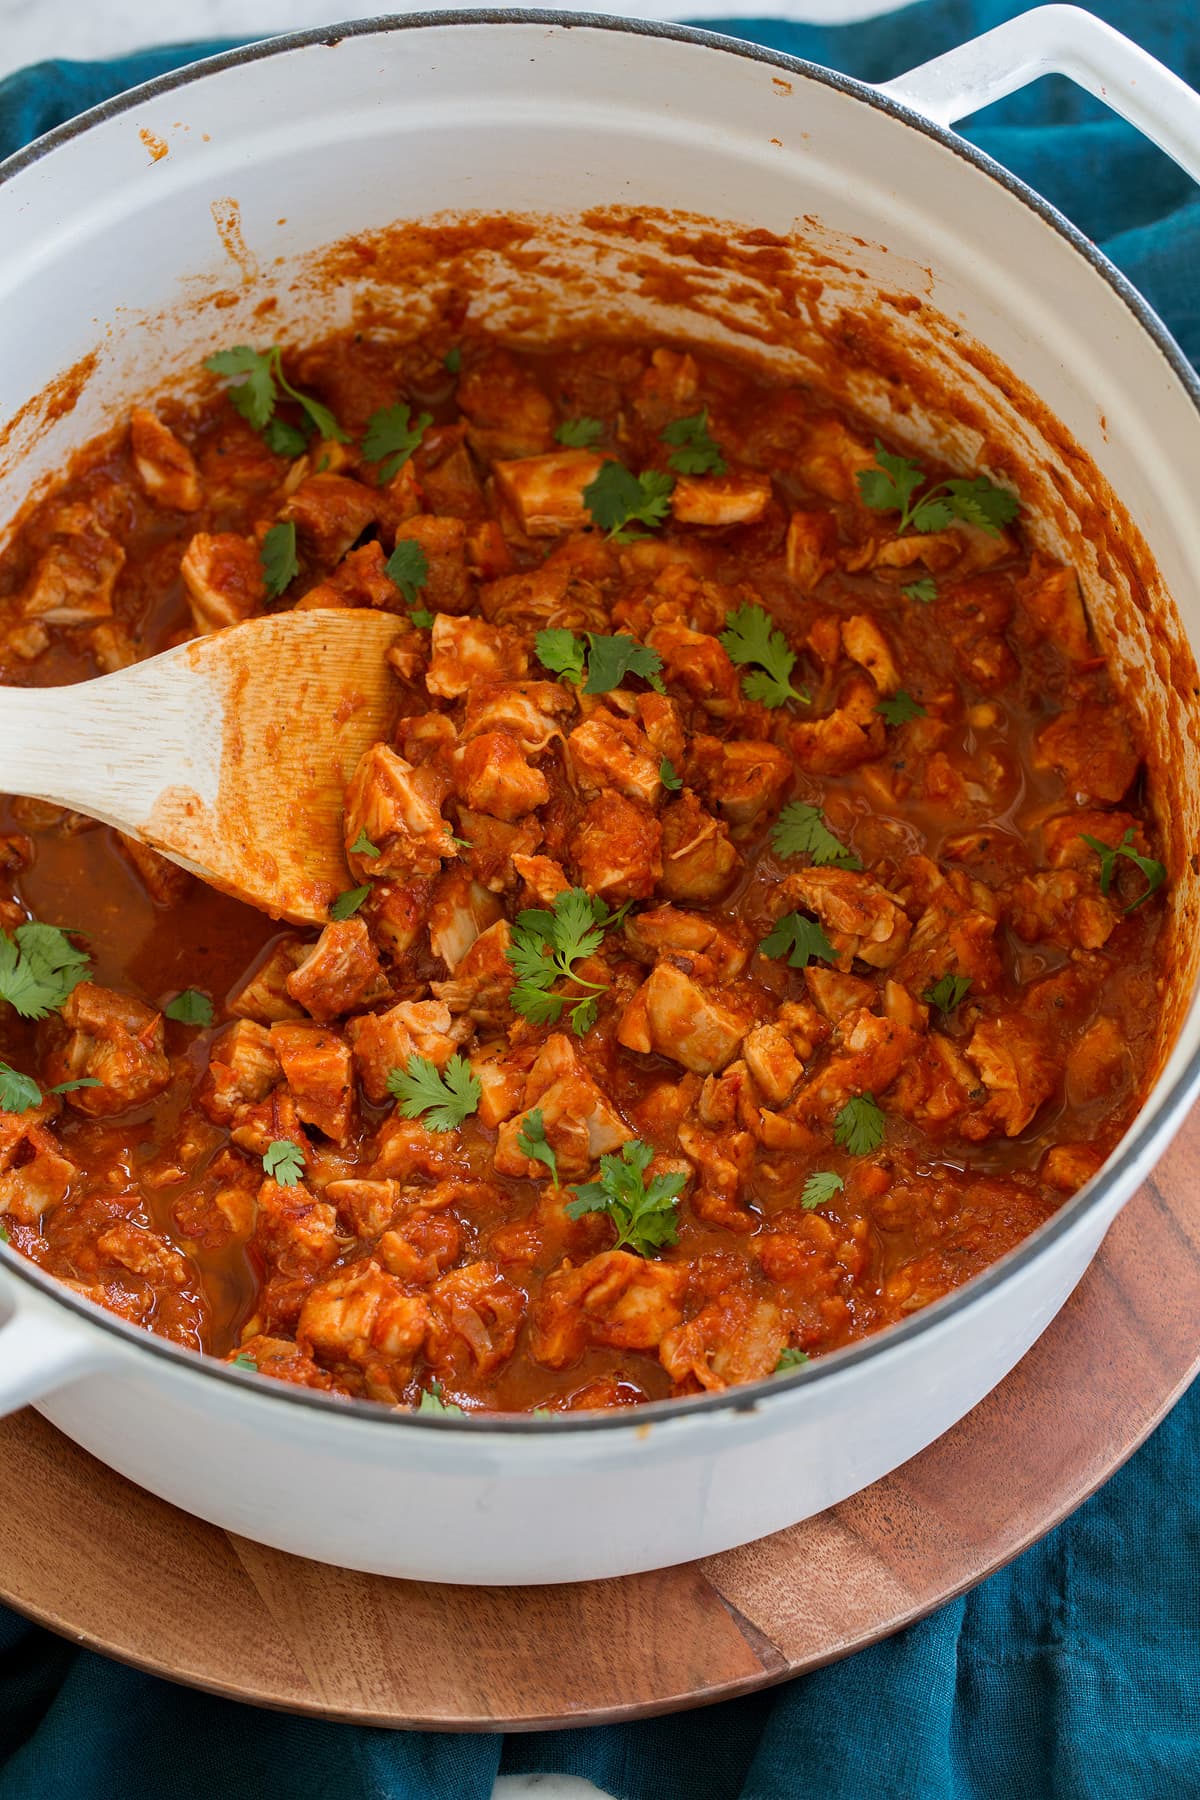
top-left (343, 744), bottom-right (455, 880)
top-left (495, 1034), bottom-right (628, 1181)
top-left (493, 449), bottom-right (607, 536)
top-left (392, 514), bottom-right (472, 615)
top-left (428, 868), bottom-right (504, 971)
top-left (0, 1116), bottom-right (75, 1224)
top-left (1018, 558), bottom-right (1091, 661)
top-left (785, 510), bottom-right (838, 591)
top-left (180, 531), bottom-right (264, 634)
top-left (688, 735), bottom-right (792, 836)
top-left (567, 713), bottom-right (663, 805)
top-left (646, 622), bottom-right (742, 716)
top-left (298, 1260), bottom-right (429, 1402)
top-left (130, 408), bottom-right (202, 512)
top-left (530, 1249), bottom-right (689, 1367)
top-left (269, 1022), bottom-right (355, 1142)
top-left (671, 474), bottom-right (771, 527)
top-left (787, 676), bottom-right (885, 776)
top-left (659, 791), bottom-right (741, 903)
top-left (22, 506), bottom-right (125, 625)
top-left (198, 1020), bottom-right (281, 1126)
top-left (623, 904), bottom-right (750, 980)
top-left (430, 919), bottom-right (515, 1027)
top-left (841, 613), bottom-right (900, 694)
top-left (1005, 870), bottom-right (1117, 952)
top-left (115, 834), bottom-right (194, 907)
top-left (1033, 700), bottom-right (1140, 803)
top-left (42, 983), bottom-right (170, 1116)
top-left (618, 962), bottom-right (748, 1074)
top-left (457, 348), bottom-right (557, 458)
top-left (295, 538), bottom-right (401, 612)
top-left (934, 574), bottom-right (1019, 692)
top-left (462, 678), bottom-right (574, 751)
top-left (661, 1291), bottom-right (787, 1391)
top-left (779, 868), bottom-right (912, 971)
top-left (742, 1023), bottom-right (804, 1106)
top-left (964, 1015), bottom-right (1057, 1137)
top-left (425, 1259), bottom-right (526, 1378)
top-left (280, 473), bottom-right (377, 564)
top-left (285, 919), bottom-right (390, 1021)
top-left (228, 937), bottom-right (309, 1024)
top-left (347, 998), bottom-right (466, 1105)
top-left (454, 730), bottom-right (549, 821)
top-left (571, 793), bottom-right (663, 902)
top-left (425, 614), bottom-right (529, 700)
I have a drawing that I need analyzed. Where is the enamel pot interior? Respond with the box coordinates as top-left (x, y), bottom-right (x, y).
top-left (0, 16), bottom-right (1197, 1579)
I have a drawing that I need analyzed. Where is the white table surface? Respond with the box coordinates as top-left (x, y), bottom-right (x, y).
top-left (2, 0), bottom-right (909, 1785)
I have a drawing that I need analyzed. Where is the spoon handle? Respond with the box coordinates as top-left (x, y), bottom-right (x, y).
top-left (0, 655), bottom-right (221, 835)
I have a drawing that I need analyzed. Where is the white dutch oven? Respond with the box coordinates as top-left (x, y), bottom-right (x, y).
top-left (1, 4), bottom-right (1200, 1584)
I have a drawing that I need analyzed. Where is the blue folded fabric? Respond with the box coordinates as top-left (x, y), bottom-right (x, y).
top-left (1, 4), bottom-right (1199, 1796)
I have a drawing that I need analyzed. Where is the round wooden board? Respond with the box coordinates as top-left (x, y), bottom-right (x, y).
top-left (2, 1104), bottom-right (1198, 1733)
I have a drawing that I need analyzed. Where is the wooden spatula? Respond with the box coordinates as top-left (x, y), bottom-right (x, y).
top-left (0, 610), bottom-right (406, 925)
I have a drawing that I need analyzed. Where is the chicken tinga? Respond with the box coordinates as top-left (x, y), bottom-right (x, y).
top-left (0, 330), bottom-right (1167, 1412)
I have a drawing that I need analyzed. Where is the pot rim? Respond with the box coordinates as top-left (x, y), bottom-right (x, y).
top-left (2, 8), bottom-right (1198, 1435)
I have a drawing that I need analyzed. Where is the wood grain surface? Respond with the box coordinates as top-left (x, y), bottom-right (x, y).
top-left (1, 1106), bottom-right (1197, 1731)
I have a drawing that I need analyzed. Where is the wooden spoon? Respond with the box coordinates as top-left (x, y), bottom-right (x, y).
top-left (0, 610), bottom-right (407, 925)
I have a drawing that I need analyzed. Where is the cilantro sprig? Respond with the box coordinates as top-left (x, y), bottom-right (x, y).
top-left (534, 629), bottom-right (664, 696)
top-left (330, 884), bottom-right (372, 921)
top-left (263, 1138), bottom-right (305, 1186)
top-left (387, 1053), bottom-right (481, 1133)
top-left (659, 758), bottom-right (683, 792)
top-left (876, 690), bottom-right (926, 727)
top-left (924, 974), bottom-right (972, 1015)
top-left (556, 416), bottom-right (605, 449)
top-left (662, 409), bottom-right (726, 477)
top-left (506, 887), bottom-right (627, 1036)
top-left (771, 802), bottom-right (860, 869)
top-left (0, 923), bottom-right (89, 1020)
top-left (583, 461), bottom-right (674, 540)
top-left (516, 1107), bottom-right (560, 1187)
top-left (801, 1169), bottom-right (845, 1210)
top-left (760, 912), bottom-right (836, 970)
top-left (564, 1139), bottom-right (685, 1257)
top-left (857, 442), bottom-right (1018, 538)
top-left (204, 345), bottom-right (346, 445)
top-left (833, 1094), bottom-right (885, 1157)
top-left (385, 539), bottom-right (430, 617)
top-left (261, 520), bottom-right (299, 599)
top-left (362, 402), bottom-right (433, 484)
top-left (775, 1347), bottom-right (811, 1372)
top-left (164, 989), bottom-right (214, 1028)
top-left (417, 1380), bottom-right (466, 1416)
top-left (720, 604), bottom-right (810, 708)
top-left (1081, 829), bottom-right (1166, 913)
top-left (0, 1064), bottom-right (94, 1114)
top-left (902, 577), bottom-right (938, 605)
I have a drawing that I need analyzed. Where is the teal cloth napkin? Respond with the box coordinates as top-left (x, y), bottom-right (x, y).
top-left (2, 4), bottom-right (1199, 1794)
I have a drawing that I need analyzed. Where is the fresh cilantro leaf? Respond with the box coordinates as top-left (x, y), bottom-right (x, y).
top-left (857, 441), bottom-right (1018, 537)
top-left (260, 520), bottom-right (298, 599)
top-left (584, 633), bottom-right (665, 696)
top-left (417, 1380), bottom-right (465, 1416)
top-left (556, 416), bottom-right (605, 448)
top-left (0, 922), bottom-right (90, 1020)
top-left (775, 1347), bottom-right (810, 1372)
top-left (902, 578), bottom-right (938, 604)
top-left (204, 346), bottom-right (277, 432)
top-left (362, 403), bottom-right (432, 484)
top-left (923, 974), bottom-right (972, 1015)
top-left (205, 345), bottom-right (346, 444)
top-left (759, 911), bottom-right (836, 970)
top-left (535, 627), bottom-right (587, 686)
top-left (444, 346), bottom-right (462, 375)
top-left (564, 1139), bottom-right (685, 1257)
top-left (262, 416), bottom-right (311, 459)
top-left (662, 408), bottom-right (726, 477)
top-left (330, 884), bottom-right (372, 921)
top-left (349, 829), bottom-right (381, 860)
top-left (263, 1137), bottom-right (305, 1186)
top-left (801, 1169), bottom-right (845, 1210)
top-left (659, 757), bottom-right (683, 792)
top-left (384, 538), bottom-right (429, 611)
top-left (387, 1052), bottom-right (481, 1133)
top-left (771, 802), bottom-right (860, 868)
top-left (517, 1106), bottom-right (560, 1186)
top-left (720, 603), bottom-right (810, 708)
top-left (876, 689), bottom-right (926, 727)
top-left (410, 609), bottom-right (435, 630)
top-left (583, 461), bottom-right (674, 540)
top-left (506, 887), bottom-right (622, 1035)
top-left (1081, 829), bottom-right (1167, 913)
top-left (232, 1352), bottom-right (258, 1371)
top-left (833, 1094), bottom-right (885, 1157)
top-left (0, 1061), bottom-right (42, 1113)
top-left (49, 1078), bottom-right (102, 1094)
top-left (449, 835), bottom-right (472, 850)
top-left (164, 988), bottom-right (214, 1027)
top-left (0, 1222), bottom-right (9, 1244)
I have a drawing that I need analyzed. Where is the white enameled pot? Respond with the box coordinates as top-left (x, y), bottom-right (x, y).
top-left (2, 5), bottom-right (1200, 1585)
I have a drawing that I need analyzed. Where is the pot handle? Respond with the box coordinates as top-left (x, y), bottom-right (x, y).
top-left (877, 2), bottom-right (1200, 184)
top-left (0, 1276), bottom-right (110, 1414)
